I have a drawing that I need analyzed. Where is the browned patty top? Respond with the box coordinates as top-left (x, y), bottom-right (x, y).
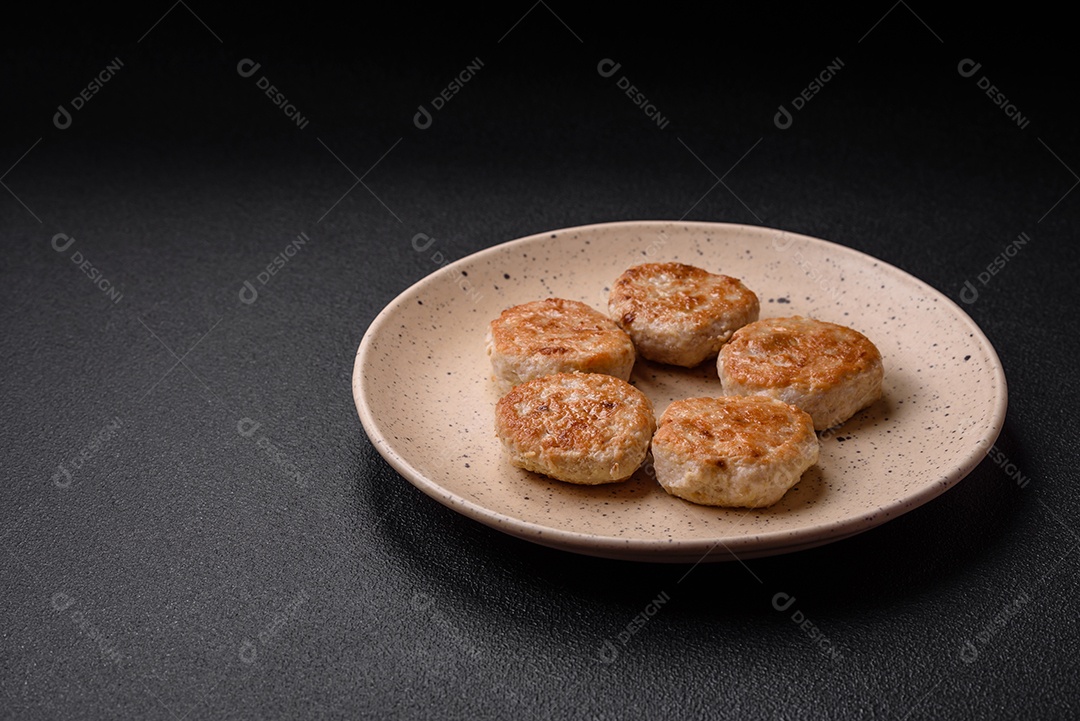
top-left (609, 262), bottom-right (758, 329)
top-left (721, 316), bottom-right (882, 390)
top-left (489, 298), bottom-right (633, 360)
top-left (653, 395), bottom-right (815, 466)
top-left (495, 372), bottom-right (655, 455)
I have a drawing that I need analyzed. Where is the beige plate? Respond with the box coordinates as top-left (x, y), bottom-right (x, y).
top-left (353, 221), bottom-right (1007, 563)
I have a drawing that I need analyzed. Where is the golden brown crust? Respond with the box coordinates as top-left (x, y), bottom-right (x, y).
top-left (494, 372), bottom-right (655, 484)
top-left (489, 298), bottom-right (630, 359)
top-left (487, 299), bottom-right (636, 391)
top-left (653, 396), bottom-right (814, 468)
top-left (650, 395), bottom-right (819, 507)
top-left (608, 262), bottom-right (759, 366)
top-left (720, 316), bottom-right (881, 391)
top-left (610, 262), bottom-right (758, 326)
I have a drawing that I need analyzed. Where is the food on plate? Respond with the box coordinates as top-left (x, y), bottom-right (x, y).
top-left (494, 372), bottom-right (656, 485)
top-left (608, 262), bottom-right (759, 367)
top-left (487, 298), bottom-right (636, 395)
top-left (650, 395), bottom-right (819, 508)
top-left (718, 316), bottom-right (883, 430)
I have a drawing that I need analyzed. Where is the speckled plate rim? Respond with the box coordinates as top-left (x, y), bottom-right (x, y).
top-left (353, 220), bottom-right (1008, 563)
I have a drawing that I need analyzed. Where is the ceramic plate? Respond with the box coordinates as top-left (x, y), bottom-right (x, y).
top-left (353, 221), bottom-right (1007, 562)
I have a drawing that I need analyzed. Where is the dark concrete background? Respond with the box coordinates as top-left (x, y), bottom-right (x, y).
top-left (3, 5), bottom-right (1078, 719)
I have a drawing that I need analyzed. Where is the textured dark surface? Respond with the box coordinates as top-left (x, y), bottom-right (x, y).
top-left (3, 6), bottom-right (1079, 719)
